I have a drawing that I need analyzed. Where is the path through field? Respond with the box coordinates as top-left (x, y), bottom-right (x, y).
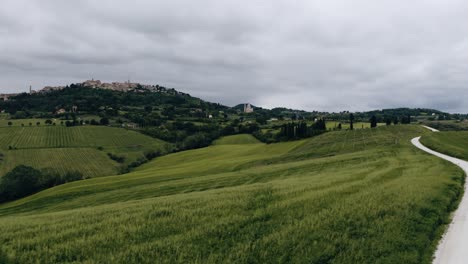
top-left (422, 125), bottom-right (440, 132)
top-left (412, 134), bottom-right (468, 264)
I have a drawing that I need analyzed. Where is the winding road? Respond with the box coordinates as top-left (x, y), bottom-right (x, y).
top-left (412, 127), bottom-right (468, 264)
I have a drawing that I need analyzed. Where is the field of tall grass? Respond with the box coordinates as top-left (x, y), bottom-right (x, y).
top-left (421, 131), bottom-right (468, 160)
top-left (0, 125), bottom-right (464, 263)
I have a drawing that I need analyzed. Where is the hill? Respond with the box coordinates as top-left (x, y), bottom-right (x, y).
top-left (0, 125), bottom-right (463, 263)
top-left (0, 124), bottom-right (170, 178)
top-left (213, 134), bottom-right (261, 145)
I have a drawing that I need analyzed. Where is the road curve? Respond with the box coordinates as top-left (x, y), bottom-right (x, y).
top-left (411, 136), bottom-right (468, 264)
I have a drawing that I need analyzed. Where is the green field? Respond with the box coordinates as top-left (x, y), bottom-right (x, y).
top-left (0, 125), bottom-right (170, 177)
top-left (421, 131), bottom-right (468, 160)
top-left (214, 134), bottom-right (261, 145)
top-left (0, 125), bottom-right (463, 263)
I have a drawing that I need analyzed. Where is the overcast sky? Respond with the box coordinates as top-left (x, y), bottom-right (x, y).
top-left (1, 0), bottom-right (468, 113)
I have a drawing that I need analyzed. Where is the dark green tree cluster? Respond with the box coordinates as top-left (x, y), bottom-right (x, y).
top-left (370, 115), bottom-right (377, 128)
top-left (0, 165), bottom-right (84, 203)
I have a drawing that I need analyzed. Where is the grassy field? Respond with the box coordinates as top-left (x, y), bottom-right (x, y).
top-left (213, 134), bottom-right (261, 145)
top-left (421, 131), bottom-right (468, 160)
top-left (0, 125), bottom-right (170, 177)
top-left (0, 125), bottom-right (464, 263)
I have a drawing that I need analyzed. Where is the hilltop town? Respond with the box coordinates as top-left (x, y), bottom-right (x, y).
top-left (1, 79), bottom-right (189, 101)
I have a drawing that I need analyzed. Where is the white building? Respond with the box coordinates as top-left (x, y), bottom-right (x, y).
top-left (244, 103), bottom-right (254, 113)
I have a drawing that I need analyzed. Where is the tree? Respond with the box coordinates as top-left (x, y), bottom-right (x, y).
top-left (370, 115), bottom-right (377, 128)
top-left (337, 123), bottom-right (342, 130)
top-left (45, 119), bottom-right (52, 125)
top-left (7, 121), bottom-right (12, 126)
top-left (100, 117), bottom-right (109, 125)
top-left (350, 113), bottom-right (355, 130)
top-left (385, 118), bottom-right (392, 126)
top-left (36, 122), bottom-right (40, 126)
top-left (0, 165), bottom-right (42, 202)
top-left (144, 105), bottom-right (153, 113)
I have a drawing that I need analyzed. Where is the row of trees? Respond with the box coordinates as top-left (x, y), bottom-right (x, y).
top-left (349, 114), bottom-right (412, 130)
top-left (277, 119), bottom-right (327, 140)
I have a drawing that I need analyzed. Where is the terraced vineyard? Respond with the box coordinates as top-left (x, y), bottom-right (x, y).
top-left (0, 125), bottom-right (170, 177)
top-left (0, 125), bottom-right (463, 263)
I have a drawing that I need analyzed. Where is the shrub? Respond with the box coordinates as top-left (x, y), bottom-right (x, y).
top-left (144, 150), bottom-right (161, 160)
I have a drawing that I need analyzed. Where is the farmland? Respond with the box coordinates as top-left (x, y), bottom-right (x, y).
top-left (0, 125), bottom-right (170, 177)
top-left (0, 125), bottom-right (464, 263)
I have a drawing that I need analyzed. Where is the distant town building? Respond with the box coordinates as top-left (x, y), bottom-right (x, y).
top-left (244, 103), bottom-right (254, 113)
top-left (0, 93), bottom-right (20, 101)
top-left (55, 108), bottom-right (66, 115)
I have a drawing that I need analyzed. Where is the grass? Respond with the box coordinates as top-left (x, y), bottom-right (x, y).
top-left (421, 131), bottom-right (468, 160)
top-left (0, 125), bottom-right (464, 263)
top-left (0, 125), bottom-right (170, 177)
top-left (213, 134), bottom-right (261, 145)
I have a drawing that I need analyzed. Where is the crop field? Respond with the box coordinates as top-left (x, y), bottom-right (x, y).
top-left (0, 125), bottom-right (170, 177)
top-left (421, 131), bottom-right (468, 160)
top-left (0, 125), bottom-right (464, 263)
top-left (0, 148), bottom-right (118, 177)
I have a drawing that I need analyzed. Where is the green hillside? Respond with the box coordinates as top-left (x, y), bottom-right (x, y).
top-left (0, 125), bottom-right (463, 263)
top-left (421, 131), bottom-right (468, 160)
top-left (213, 134), bottom-right (261, 145)
top-left (0, 125), bottom-right (170, 177)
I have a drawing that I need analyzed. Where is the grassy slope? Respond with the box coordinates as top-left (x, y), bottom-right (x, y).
top-left (0, 125), bottom-right (464, 263)
top-left (421, 131), bottom-right (468, 160)
top-left (213, 134), bottom-right (261, 145)
top-left (0, 125), bottom-right (169, 177)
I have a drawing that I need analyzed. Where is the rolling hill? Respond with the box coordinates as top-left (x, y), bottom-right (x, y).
top-left (0, 125), bottom-right (463, 263)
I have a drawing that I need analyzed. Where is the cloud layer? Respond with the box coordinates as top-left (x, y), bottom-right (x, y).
top-left (1, 0), bottom-right (468, 112)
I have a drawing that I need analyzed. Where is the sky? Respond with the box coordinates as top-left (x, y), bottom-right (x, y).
top-left (1, 0), bottom-right (468, 113)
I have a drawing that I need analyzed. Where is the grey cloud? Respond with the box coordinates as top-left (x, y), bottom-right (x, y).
top-left (1, 0), bottom-right (468, 113)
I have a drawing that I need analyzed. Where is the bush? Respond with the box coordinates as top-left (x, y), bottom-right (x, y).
top-left (144, 150), bottom-right (161, 160)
